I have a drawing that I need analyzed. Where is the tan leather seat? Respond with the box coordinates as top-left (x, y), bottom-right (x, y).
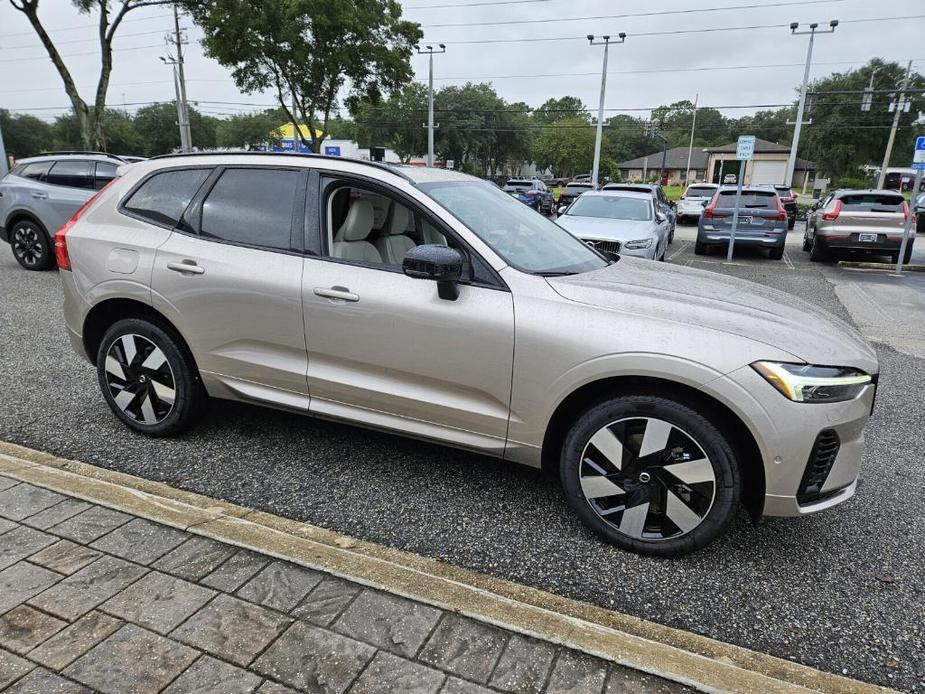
top-left (332, 199), bottom-right (381, 263)
top-left (377, 204), bottom-right (417, 265)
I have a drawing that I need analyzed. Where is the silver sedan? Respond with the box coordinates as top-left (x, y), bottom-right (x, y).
top-left (554, 190), bottom-right (670, 261)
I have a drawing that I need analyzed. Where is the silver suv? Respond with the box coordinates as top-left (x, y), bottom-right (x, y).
top-left (58, 153), bottom-right (878, 556)
top-left (0, 152), bottom-right (124, 270)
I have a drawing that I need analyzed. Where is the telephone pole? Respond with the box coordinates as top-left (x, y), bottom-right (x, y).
top-left (785, 20), bottom-right (838, 188)
top-left (417, 44), bottom-right (445, 167)
top-left (685, 93), bottom-right (698, 186)
top-left (161, 4), bottom-right (192, 152)
top-left (588, 33), bottom-right (626, 190)
top-left (0, 119), bottom-right (9, 176)
top-left (877, 61), bottom-right (913, 189)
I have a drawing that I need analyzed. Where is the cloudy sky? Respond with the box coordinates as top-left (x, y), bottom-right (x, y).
top-left (0, 0), bottom-right (922, 124)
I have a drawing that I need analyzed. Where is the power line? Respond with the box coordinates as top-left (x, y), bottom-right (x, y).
top-left (0, 43), bottom-right (165, 64)
top-left (2, 28), bottom-right (172, 51)
top-left (418, 0), bottom-right (850, 28)
top-left (426, 15), bottom-right (925, 44)
top-left (0, 12), bottom-right (173, 39)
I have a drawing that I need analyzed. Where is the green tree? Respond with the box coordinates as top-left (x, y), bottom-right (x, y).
top-left (132, 102), bottom-right (217, 156)
top-left (0, 109), bottom-right (54, 159)
top-left (216, 110), bottom-right (283, 149)
top-left (353, 83), bottom-right (427, 161)
top-left (729, 107), bottom-right (793, 145)
top-left (533, 96), bottom-right (589, 125)
top-left (532, 117), bottom-right (596, 178)
top-left (185, 0), bottom-right (421, 153)
top-left (602, 114), bottom-right (650, 164)
top-left (650, 100), bottom-right (729, 148)
top-left (9, 0), bottom-right (174, 149)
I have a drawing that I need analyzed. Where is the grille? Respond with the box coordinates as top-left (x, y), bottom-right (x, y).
top-left (797, 429), bottom-right (841, 504)
top-left (584, 239), bottom-right (621, 255)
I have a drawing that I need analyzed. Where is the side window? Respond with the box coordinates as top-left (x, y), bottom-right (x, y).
top-left (46, 160), bottom-right (91, 189)
top-left (323, 182), bottom-right (472, 277)
top-left (94, 162), bottom-right (119, 190)
top-left (200, 168), bottom-right (299, 251)
top-left (122, 168), bottom-right (211, 228)
top-left (15, 161), bottom-right (52, 180)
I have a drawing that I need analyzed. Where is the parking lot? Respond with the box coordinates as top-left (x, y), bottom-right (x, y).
top-left (1, 224), bottom-right (924, 692)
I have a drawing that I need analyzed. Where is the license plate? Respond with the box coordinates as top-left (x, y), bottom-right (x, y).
top-left (738, 216), bottom-right (752, 224)
top-left (859, 233), bottom-right (878, 242)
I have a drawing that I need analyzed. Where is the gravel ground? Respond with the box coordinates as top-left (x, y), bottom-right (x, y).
top-left (0, 231), bottom-right (923, 692)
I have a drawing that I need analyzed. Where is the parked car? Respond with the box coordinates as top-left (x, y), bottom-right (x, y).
top-left (723, 174), bottom-right (737, 184)
top-left (695, 186), bottom-right (789, 259)
top-left (771, 184), bottom-right (797, 229)
top-left (556, 182), bottom-right (593, 213)
top-left (571, 173), bottom-right (592, 183)
top-left (0, 152), bottom-right (125, 270)
top-left (555, 190), bottom-right (669, 261)
top-left (803, 189), bottom-right (913, 263)
top-left (59, 152), bottom-right (878, 556)
top-left (503, 178), bottom-right (553, 214)
top-left (676, 183), bottom-right (718, 225)
top-left (602, 183), bottom-right (676, 243)
top-left (913, 192), bottom-right (924, 235)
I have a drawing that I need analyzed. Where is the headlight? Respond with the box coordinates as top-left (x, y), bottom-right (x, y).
top-left (624, 238), bottom-right (653, 250)
top-left (752, 361), bottom-right (872, 403)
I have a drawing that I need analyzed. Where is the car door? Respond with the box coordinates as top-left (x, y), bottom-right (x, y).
top-left (301, 174), bottom-right (515, 454)
top-left (42, 159), bottom-right (97, 232)
top-left (150, 166), bottom-right (310, 410)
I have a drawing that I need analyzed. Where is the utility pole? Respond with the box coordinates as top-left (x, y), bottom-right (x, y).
top-left (685, 93), bottom-right (698, 186)
top-left (417, 44), bottom-right (445, 167)
top-left (292, 92), bottom-right (299, 153)
top-left (877, 61), bottom-right (913, 189)
top-left (785, 20), bottom-right (838, 188)
top-left (161, 4), bottom-right (192, 152)
top-left (588, 33), bottom-right (626, 190)
top-left (0, 119), bottom-right (9, 176)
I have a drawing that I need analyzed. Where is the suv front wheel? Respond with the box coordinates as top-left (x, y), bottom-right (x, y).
top-left (10, 219), bottom-right (54, 270)
top-left (96, 318), bottom-right (206, 436)
top-left (560, 394), bottom-right (740, 556)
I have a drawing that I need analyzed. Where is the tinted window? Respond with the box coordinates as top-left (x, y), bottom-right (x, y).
top-left (123, 168), bottom-right (211, 227)
top-left (716, 190), bottom-right (777, 208)
top-left (564, 184), bottom-right (592, 193)
top-left (504, 181), bottom-right (532, 191)
top-left (15, 161), bottom-right (52, 180)
top-left (839, 193), bottom-right (904, 212)
top-left (94, 161), bottom-right (119, 189)
top-left (200, 168), bottom-right (299, 250)
top-left (46, 160), bottom-right (91, 188)
top-left (685, 186), bottom-right (716, 197)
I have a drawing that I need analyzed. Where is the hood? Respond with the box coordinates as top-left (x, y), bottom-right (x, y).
top-left (556, 216), bottom-right (656, 241)
top-left (546, 257), bottom-right (878, 372)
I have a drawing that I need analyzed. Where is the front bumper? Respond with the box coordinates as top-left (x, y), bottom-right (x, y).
top-left (712, 364), bottom-right (877, 518)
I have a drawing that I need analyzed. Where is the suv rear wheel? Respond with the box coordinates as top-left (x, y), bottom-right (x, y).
top-left (10, 219), bottom-right (54, 270)
top-left (96, 318), bottom-right (206, 436)
top-left (560, 394), bottom-right (740, 557)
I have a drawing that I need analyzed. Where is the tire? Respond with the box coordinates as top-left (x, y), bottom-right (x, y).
top-left (668, 228), bottom-right (675, 244)
top-left (902, 240), bottom-right (914, 264)
top-left (559, 394), bottom-right (740, 557)
top-left (10, 219), bottom-right (54, 271)
top-left (768, 245), bottom-right (784, 260)
top-left (802, 235), bottom-right (812, 252)
top-left (96, 318), bottom-right (206, 436)
top-left (809, 236), bottom-right (827, 262)
top-left (694, 240), bottom-right (708, 255)
top-left (788, 218), bottom-right (796, 230)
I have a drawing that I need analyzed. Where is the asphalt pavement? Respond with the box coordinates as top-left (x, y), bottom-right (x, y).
top-left (0, 226), bottom-right (923, 692)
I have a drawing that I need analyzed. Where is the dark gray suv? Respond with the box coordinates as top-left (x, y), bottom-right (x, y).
top-left (0, 152), bottom-right (124, 270)
top-left (695, 186), bottom-right (789, 259)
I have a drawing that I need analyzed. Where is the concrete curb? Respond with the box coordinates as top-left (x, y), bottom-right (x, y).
top-left (837, 261), bottom-right (925, 272)
top-left (0, 441), bottom-right (894, 694)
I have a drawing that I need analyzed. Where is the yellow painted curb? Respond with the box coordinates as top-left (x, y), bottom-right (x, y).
top-left (837, 261), bottom-right (925, 272)
top-left (0, 441), bottom-right (893, 694)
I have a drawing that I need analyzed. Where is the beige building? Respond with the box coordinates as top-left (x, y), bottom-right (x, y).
top-left (704, 139), bottom-right (814, 188)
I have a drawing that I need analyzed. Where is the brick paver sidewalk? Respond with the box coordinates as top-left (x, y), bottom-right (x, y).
top-left (0, 475), bottom-right (691, 694)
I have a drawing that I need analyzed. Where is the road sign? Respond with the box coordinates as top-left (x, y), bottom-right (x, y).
top-left (913, 136), bottom-right (925, 170)
top-left (446, 160), bottom-right (455, 170)
top-left (324, 145), bottom-right (341, 157)
top-left (736, 135), bottom-right (756, 161)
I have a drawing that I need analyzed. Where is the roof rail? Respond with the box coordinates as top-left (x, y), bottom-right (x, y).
top-left (39, 151), bottom-right (126, 161)
top-left (145, 150), bottom-right (414, 182)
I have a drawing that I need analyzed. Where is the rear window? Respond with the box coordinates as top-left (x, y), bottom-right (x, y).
top-left (774, 186), bottom-right (793, 197)
top-left (564, 183), bottom-right (592, 192)
top-left (685, 186), bottom-right (716, 197)
top-left (122, 168), bottom-right (211, 227)
top-left (504, 181), bottom-right (531, 190)
top-left (839, 193), bottom-right (904, 212)
top-left (716, 190), bottom-right (777, 208)
top-left (46, 160), bottom-right (91, 189)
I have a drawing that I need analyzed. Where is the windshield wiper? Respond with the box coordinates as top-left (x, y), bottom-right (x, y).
top-left (538, 271), bottom-right (580, 277)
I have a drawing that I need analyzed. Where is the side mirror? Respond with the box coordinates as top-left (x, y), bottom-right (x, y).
top-left (655, 212), bottom-right (667, 223)
top-left (403, 245), bottom-right (463, 301)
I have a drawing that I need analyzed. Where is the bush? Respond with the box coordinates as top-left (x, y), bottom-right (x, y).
top-left (835, 176), bottom-right (870, 190)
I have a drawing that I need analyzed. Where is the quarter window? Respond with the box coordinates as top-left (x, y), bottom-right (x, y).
top-left (94, 162), bottom-right (119, 189)
top-left (122, 168), bottom-right (211, 228)
top-left (15, 161), bottom-right (52, 180)
top-left (200, 168), bottom-right (299, 251)
top-left (46, 160), bottom-right (91, 188)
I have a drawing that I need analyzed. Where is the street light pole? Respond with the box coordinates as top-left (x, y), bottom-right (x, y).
top-left (0, 119), bottom-right (9, 176)
top-left (417, 44), bottom-right (445, 167)
top-left (785, 20), bottom-right (838, 188)
top-left (685, 93), bottom-right (698, 186)
top-left (877, 61), bottom-right (913, 189)
top-left (588, 33), bottom-right (626, 190)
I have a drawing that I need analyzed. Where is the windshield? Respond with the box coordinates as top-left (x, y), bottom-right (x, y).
top-left (567, 195), bottom-right (652, 221)
top-left (685, 186), bottom-right (716, 198)
top-left (420, 180), bottom-right (610, 275)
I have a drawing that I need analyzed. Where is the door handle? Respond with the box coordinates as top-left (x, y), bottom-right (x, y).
top-left (31, 192), bottom-right (48, 199)
top-left (313, 286), bottom-right (359, 302)
top-left (166, 261), bottom-right (205, 275)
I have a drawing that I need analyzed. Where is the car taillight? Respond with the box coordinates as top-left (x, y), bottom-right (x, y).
top-left (703, 195), bottom-right (718, 219)
top-left (54, 178), bottom-right (117, 270)
top-left (821, 199), bottom-right (842, 222)
top-left (902, 201), bottom-right (910, 220)
top-left (773, 197), bottom-right (788, 221)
